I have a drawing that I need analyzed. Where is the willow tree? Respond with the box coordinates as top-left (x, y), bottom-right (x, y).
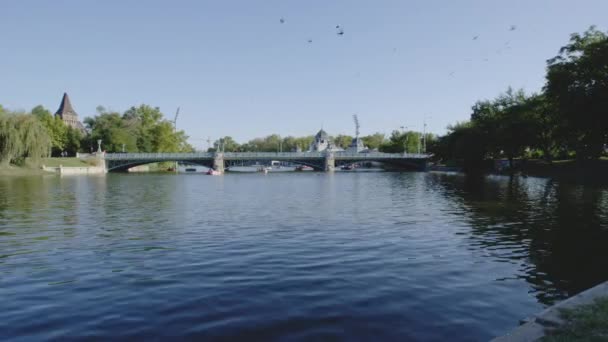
top-left (0, 112), bottom-right (51, 166)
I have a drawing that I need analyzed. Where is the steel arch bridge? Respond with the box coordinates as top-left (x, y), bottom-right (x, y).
top-left (103, 152), bottom-right (429, 172)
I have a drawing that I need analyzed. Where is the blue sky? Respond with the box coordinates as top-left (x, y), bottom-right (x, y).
top-left (1, 0), bottom-right (606, 148)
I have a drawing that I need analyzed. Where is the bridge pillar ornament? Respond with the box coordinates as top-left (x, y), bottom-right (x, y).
top-left (324, 152), bottom-right (335, 172)
top-left (213, 153), bottom-right (225, 174)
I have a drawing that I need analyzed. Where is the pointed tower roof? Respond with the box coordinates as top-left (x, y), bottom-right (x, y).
top-left (315, 129), bottom-right (329, 139)
top-left (54, 92), bottom-right (78, 119)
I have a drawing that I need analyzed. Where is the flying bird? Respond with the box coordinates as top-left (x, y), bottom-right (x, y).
top-left (449, 72), bottom-right (455, 77)
top-left (279, 18), bottom-right (285, 24)
top-left (336, 25), bottom-right (344, 36)
top-left (307, 39), bottom-right (313, 43)
top-left (509, 25), bottom-right (517, 31)
top-left (473, 35), bottom-right (479, 41)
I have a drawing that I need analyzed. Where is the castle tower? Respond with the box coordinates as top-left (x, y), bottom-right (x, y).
top-left (54, 92), bottom-right (85, 132)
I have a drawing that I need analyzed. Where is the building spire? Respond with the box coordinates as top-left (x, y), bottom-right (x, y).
top-left (55, 92), bottom-right (77, 118)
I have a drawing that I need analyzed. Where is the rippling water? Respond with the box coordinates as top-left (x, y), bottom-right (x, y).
top-left (1, 172), bottom-right (607, 341)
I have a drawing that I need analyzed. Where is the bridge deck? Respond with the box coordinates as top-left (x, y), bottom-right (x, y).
top-left (104, 152), bottom-right (429, 161)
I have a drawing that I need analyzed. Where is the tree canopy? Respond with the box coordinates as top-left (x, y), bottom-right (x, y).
top-left (84, 105), bottom-right (193, 153)
top-left (0, 110), bottom-right (51, 166)
top-left (433, 26), bottom-right (608, 169)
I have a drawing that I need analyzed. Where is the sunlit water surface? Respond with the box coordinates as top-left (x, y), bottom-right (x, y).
top-left (1, 172), bottom-right (607, 341)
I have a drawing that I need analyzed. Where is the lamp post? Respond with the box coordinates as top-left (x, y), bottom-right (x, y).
top-left (423, 115), bottom-right (431, 154)
top-left (400, 126), bottom-right (408, 154)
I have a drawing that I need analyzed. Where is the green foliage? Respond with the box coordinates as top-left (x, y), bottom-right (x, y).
top-left (333, 134), bottom-right (353, 149)
top-left (65, 127), bottom-right (82, 155)
top-left (434, 27), bottom-right (608, 170)
top-left (545, 26), bottom-right (608, 160)
top-left (85, 105), bottom-right (193, 153)
top-left (541, 297), bottom-right (608, 341)
top-left (32, 105), bottom-right (68, 156)
top-left (361, 133), bottom-right (385, 150)
top-left (379, 130), bottom-right (427, 153)
top-left (236, 134), bottom-right (314, 152)
top-left (212, 136), bottom-right (240, 152)
top-left (0, 111), bottom-right (51, 166)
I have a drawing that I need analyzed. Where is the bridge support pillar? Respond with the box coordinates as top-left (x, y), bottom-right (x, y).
top-left (213, 153), bottom-right (225, 174)
top-left (324, 153), bottom-right (335, 172)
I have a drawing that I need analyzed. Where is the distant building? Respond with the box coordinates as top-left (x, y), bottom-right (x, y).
top-left (347, 137), bottom-right (367, 153)
top-left (54, 92), bottom-right (86, 133)
top-left (308, 129), bottom-right (344, 152)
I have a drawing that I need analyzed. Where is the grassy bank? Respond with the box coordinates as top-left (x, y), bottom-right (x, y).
top-left (542, 297), bottom-right (608, 341)
top-left (0, 165), bottom-right (47, 176)
top-left (39, 157), bottom-right (94, 167)
top-left (0, 157), bottom-right (103, 176)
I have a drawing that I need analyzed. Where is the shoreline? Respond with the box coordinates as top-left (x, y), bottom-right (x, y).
top-left (0, 165), bottom-right (49, 177)
top-left (492, 280), bottom-right (608, 341)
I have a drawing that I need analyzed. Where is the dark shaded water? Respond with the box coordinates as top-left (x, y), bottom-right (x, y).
top-left (1, 172), bottom-right (607, 341)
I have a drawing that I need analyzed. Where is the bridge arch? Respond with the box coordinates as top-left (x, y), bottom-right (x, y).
top-left (106, 159), bottom-right (214, 172)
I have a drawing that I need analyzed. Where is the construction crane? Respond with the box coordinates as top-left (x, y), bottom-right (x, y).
top-left (172, 107), bottom-right (180, 173)
top-left (172, 107), bottom-right (180, 133)
top-left (353, 114), bottom-right (360, 138)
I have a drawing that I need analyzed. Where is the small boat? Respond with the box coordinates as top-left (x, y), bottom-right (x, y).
top-left (295, 165), bottom-right (313, 172)
top-left (206, 169), bottom-right (222, 176)
top-left (341, 164), bottom-right (354, 170)
top-left (257, 166), bottom-right (272, 173)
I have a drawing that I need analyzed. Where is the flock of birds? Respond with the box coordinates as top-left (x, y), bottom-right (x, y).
top-left (279, 17), bottom-right (344, 44)
top-left (449, 24), bottom-right (518, 76)
top-left (278, 17), bottom-right (519, 79)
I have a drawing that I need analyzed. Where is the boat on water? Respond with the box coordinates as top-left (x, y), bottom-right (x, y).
top-left (260, 166), bottom-right (271, 174)
top-left (206, 169), bottom-right (222, 176)
top-left (295, 165), bottom-right (314, 172)
top-left (340, 164), bottom-right (356, 170)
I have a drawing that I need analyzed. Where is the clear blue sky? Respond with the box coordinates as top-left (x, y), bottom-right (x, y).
top-left (1, 0), bottom-right (606, 148)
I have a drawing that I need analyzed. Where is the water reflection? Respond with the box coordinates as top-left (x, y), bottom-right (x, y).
top-left (1, 173), bottom-right (608, 340)
top-left (428, 173), bottom-right (608, 305)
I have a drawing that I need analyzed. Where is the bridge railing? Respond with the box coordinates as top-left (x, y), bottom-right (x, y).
top-left (224, 152), bottom-right (325, 158)
top-left (334, 152), bottom-right (429, 159)
top-left (103, 152), bottom-right (430, 160)
top-left (104, 152), bottom-right (214, 160)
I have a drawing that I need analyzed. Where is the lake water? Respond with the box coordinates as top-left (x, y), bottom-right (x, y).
top-left (1, 172), bottom-right (607, 341)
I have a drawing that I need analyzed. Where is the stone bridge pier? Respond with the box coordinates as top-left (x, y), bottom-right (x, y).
top-left (324, 152), bottom-right (335, 172)
top-left (213, 153), bottom-right (225, 173)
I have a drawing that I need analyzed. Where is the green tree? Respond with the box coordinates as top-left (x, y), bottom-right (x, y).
top-left (85, 104), bottom-right (192, 153)
top-left (361, 133), bottom-right (385, 150)
top-left (435, 121), bottom-right (488, 171)
top-left (0, 112), bottom-right (51, 166)
top-left (32, 105), bottom-right (68, 156)
top-left (471, 89), bottom-right (539, 168)
top-left (379, 130), bottom-right (422, 153)
top-left (64, 127), bottom-right (82, 156)
top-left (333, 134), bottom-right (353, 149)
top-left (85, 111), bottom-right (137, 152)
top-left (545, 26), bottom-right (608, 160)
top-left (212, 136), bottom-right (240, 152)
top-left (122, 105), bottom-right (164, 152)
